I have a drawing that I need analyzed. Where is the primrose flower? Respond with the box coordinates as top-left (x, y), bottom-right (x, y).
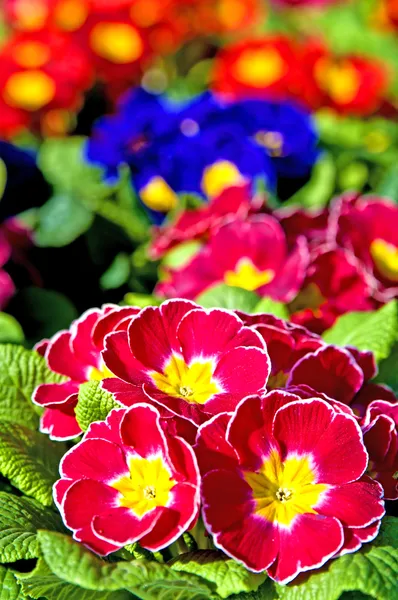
top-left (301, 42), bottom-right (389, 115)
top-left (197, 393), bottom-right (385, 582)
top-left (333, 194), bottom-right (398, 301)
top-left (156, 216), bottom-right (309, 301)
top-left (236, 313), bottom-right (323, 389)
top-left (360, 400), bottom-right (398, 500)
top-left (33, 305), bottom-right (140, 440)
top-left (149, 184), bottom-right (256, 260)
top-left (289, 247), bottom-right (376, 334)
top-left (54, 403), bottom-right (200, 555)
top-left (212, 36), bottom-right (300, 102)
top-left (102, 299), bottom-right (270, 426)
top-left (0, 30), bottom-right (92, 137)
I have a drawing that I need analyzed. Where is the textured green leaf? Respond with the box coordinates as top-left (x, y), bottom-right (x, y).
top-left (196, 285), bottom-right (259, 312)
top-left (252, 297), bottom-right (289, 319)
top-left (322, 301), bottom-right (398, 362)
top-left (0, 566), bottom-right (24, 600)
top-left (0, 422), bottom-right (66, 506)
top-left (0, 314), bottom-right (24, 344)
top-left (38, 531), bottom-right (215, 599)
top-left (17, 560), bottom-right (131, 600)
top-left (283, 153), bottom-right (336, 210)
top-left (0, 344), bottom-right (65, 430)
top-left (76, 380), bottom-right (119, 432)
top-left (228, 579), bottom-right (277, 600)
top-left (0, 492), bottom-right (64, 562)
top-left (35, 193), bottom-right (94, 247)
top-left (276, 517), bottom-right (398, 600)
top-left (170, 550), bottom-right (266, 598)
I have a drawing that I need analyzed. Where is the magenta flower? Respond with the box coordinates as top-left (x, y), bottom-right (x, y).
top-left (33, 305), bottom-right (140, 440)
top-left (54, 404), bottom-right (200, 555)
top-left (197, 393), bottom-right (385, 583)
top-left (156, 216), bottom-right (309, 302)
top-left (102, 299), bottom-right (270, 426)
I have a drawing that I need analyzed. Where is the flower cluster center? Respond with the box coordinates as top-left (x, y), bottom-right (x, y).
top-left (224, 257), bottom-right (275, 291)
top-left (244, 449), bottom-right (328, 526)
top-left (370, 238), bottom-right (398, 282)
top-left (151, 354), bottom-right (221, 404)
top-left (112, 455), bottom-right (175, 517)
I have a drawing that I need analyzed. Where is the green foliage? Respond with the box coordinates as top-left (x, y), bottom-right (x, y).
top-left (252, 298), bottom-right (289, 320)
top-left (38, 531), bottom-right (216, 599)
top-left (0, 344), bottom-right (65, 430)
top-left (17, 560), bottom-right (131, 600)
top-left (0, 422), bottom-right (66, 506)
top-left (0, 565), bottom-right (24, 600)
top-left (0, 158), bottom-right (6, 200)
top-left (75, 380), bottom-right (119, 432)
top-left (11, 288), bottom-right (78, 345)
top-left (196, 285), bottom-right (260, 312)
top-left (0, 492), bottom-right (64, 563)
top-left (100, 253), bottom-right (131, 290)
top-left (170, 551), bottom-right (266, 599)
top-left (283, 153), bottom-right (336, 210)
top-left (376, 164), bottom-right (398, 203)
top-left (196, 285), bottom-right (288, 319)
top-left (322, 301), bottom-right (398, 362)
top-left (275, 517), bottom-right (398, 600)
top-left (34, 193), bottom-right (94, 247)
top-left (0, 314), bottom-right (24, 344)
top-left (374, 341), bottom-right (398, 392)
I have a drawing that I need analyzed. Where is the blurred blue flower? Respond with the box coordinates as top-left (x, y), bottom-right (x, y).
top-left (86, 88), bottom-right (319, 222)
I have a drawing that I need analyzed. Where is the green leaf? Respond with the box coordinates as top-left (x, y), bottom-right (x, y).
top-left (38, 137), bottom-right (115, 203)
top-left (75, 380), bottom-right (119, 432)
top-left (0, 344), bottom-right (65, 430)
top-left (374, 342), bottom-right (398, 393)
top-left (100, 253), bottom-right (131, 290)
top-left (160, 241), bottom-right (203, 272)
top-left (17, 560), bottom-right (130, 600)
top-left (376, 164), bottom-right (398, 203)
top-left (228, 579), bottom-right (278, 600)
top-left (34, 193), bottom-right (94, 247)
top-left (123, 293), bottom-right (161, 308)
top-left (276, 517), bottom-right (398, 600)
top-left (283, 153), bottom-right (336, 211)
top-left (170, 550), bottom-right (266, 599)
top-left (0, 314), bottom-right (24, 344)
top-left (0, 565), bottom-right (24, 600)
top-left (0, 492), bottom-right (64, 562)
top-left (196, 285), bottom-right (260, 312)
top-left (322, 301), bottom-right (398, 362)
top-left (252, 297), bottom-right (289, 319)
top-left (0, 422), bottom-right (67, 506)
top-left (38, 531), bottom-right (215, 599)
top-left (11, 288), bottom-right (78, 345)
top-left (0, 157), bottom-right (7, 200)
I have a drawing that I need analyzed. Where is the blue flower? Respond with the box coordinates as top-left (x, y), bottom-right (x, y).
top-left (86, 88), bottom-right (319, 222)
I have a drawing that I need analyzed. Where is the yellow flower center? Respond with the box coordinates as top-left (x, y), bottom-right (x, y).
top-left (244, 449), bottom-right (328, 526)
top-left (289, 283), bottom-right (325, 317)
top-left (201, 160), bottom-right (244, 199)
top-left (90, 22), bottom-right (144, 64)
top-left (112, 456), bottom-right (175, 517)
top-left (12, 0), bottom-right (48, 30)
top-left (217, 0), bottom-right (247, 30)
top-left (89, 364), bottom-right (114, 381)
top-left (12, 41), bottom-right (51, 68)
top-left (4, 70), bottom-right (55, 111)
top-left (232, 48), bottom-right (286, 88)
top-left (370, 238), bottom-right (398, 281)
top-left (54, 0), bottom-right (88, 31)
top-left (315, 59), bottom-right (360, 105)
top-left (139, 177), bottom-right (179, 212)
top-left (224, 258), bottom-right (275, 291)
top-left (151, 355), bottom-right (221, 404)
